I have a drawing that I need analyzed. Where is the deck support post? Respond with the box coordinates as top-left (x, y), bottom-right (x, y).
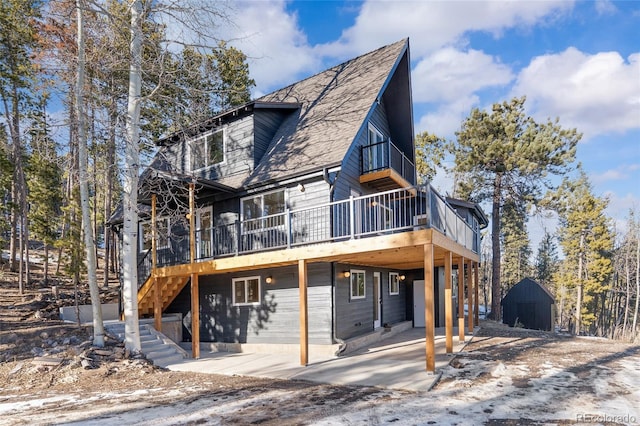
top-left (151, 194), bottom-right (161, 331)
top-left (457, 256), bottom-right (465, 342)
top-left (190, 273), bottom-right (200, 359)
top-left (189, 183), bottom-right (200, 359)
top-left (424, 244), bottom-right (435, 372)
top-left (467, 258), bottom-right (474, 334)
top-left (298, 259), bottom-right (308, 366)
top-left (444, 250), bottom-right (453, 353)
top-left (474, 262), bottom-right (480, 326)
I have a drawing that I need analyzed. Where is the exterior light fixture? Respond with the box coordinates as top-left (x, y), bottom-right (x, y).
top-left (297, 183), bottom-right (305, 192)
top-left (399, 274), bottom-right (406, 281)
top-left (265, 276), bottom-right (273, 284)
top-left (343, 271), bottom-right (351, 278)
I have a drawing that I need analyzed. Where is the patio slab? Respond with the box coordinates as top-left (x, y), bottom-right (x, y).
top-left (163, 327), bottom-right (475, 392)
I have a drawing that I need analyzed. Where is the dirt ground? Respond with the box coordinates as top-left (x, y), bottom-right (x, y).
top-left (1, 269), bottom-right (639, 425)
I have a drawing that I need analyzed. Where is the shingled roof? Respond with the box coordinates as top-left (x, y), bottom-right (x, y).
top-left (243, 38), bottom-right (409, 187)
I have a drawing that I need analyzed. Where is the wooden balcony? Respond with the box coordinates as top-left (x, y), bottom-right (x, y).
top-left (360, 139), bottom-right (415, 191)
top-left (137, 185), bottom-right (481, 314)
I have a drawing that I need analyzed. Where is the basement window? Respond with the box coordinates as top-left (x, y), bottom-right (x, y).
top-left (350, 270), bottom-right (366, 300)
top-left (232, 276), bottom-right (261, 306)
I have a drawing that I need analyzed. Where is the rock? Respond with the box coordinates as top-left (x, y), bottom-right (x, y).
top-left (1, 333), bottom-right (19, 344)
top-left (81, 359), bottom-right (95, 369)
top-left (32, 356), bottom-right (64, 366)
top-left (94, 349), bottom-right (112, 357)
top-left (62, 337), bottom-right (71, 345)
top-left (40, 331), bottom-right (49, 339)
top-left (9, 363), bottom-right (24, 376)
top-left (30, 347), bottom-right (45, 357)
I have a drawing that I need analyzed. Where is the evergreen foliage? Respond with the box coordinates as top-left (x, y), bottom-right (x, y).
top-left (450, 96), bottom-right (580, 319)
top-left (551, 168), bottom-right (614, 333)
top-left (415, 131), bottom-right (445, 184)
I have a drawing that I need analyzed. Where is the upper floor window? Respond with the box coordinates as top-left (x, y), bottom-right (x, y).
top-left (191, 129), bottom-right (224, 171)
top-left (368, 123), bottom-right (384, 144)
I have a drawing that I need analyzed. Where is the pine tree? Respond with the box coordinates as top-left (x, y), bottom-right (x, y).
top-left (552, 169), bottom-right (614, 334)
top-left (501, 199), bottom-right (532, 291)
top-left (450, 96), bottom-right (580, 320)
top-left (26, 98), bottom-right (63, 285)
top-left (415, 131), bottom-right (445, 184)
top-left (535, 231), bottom-right (559, 288)
top-left (0, 126), bottom-right (13, 252)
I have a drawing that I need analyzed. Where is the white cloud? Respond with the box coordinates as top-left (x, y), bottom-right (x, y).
top-left (592, 164), bottom-right (640, 184)
top-left (595, 0), bottom-right (617, 16)
top-left (412, 47), bottom-right (513, 104)
top-left (603, 191), bottom-right (640, 233)
top-left (223, 1), bottom-right (321, 94)
top-left (415, 95), bottom-right (479, 137)
top-left (512, 48), bottom-right (640, 138)
top-left (317, 0), bottom-right (573, 59)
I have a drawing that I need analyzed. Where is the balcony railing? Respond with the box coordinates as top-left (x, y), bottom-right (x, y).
top-left (144, 184), bottom-right (480, 273)
top-left (361, 139), bottom-right (415, 184)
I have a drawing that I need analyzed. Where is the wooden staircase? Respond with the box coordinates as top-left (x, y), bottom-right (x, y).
top-left (137, 275), bottom-right (190, 317)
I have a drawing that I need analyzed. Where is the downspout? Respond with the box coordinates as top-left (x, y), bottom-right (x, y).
top-left (324, 168), bottom-right (346, 355)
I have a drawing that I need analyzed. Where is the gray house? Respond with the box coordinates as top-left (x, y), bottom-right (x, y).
top-left (119, 39), bottom-right (486, 371)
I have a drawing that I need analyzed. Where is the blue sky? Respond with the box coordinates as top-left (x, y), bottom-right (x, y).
top-left (220, 0), bottom-right (639, 241)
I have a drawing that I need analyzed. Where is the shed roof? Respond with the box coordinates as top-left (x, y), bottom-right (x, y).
top-left (502, 277), bottom-right (555, 304)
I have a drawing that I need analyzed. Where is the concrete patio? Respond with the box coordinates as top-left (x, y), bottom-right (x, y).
top-left (163, 327), bottom-right (475, 392)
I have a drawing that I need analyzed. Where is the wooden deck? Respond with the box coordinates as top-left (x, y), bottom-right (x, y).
top-left (140, 224), bottom-right (480, 372)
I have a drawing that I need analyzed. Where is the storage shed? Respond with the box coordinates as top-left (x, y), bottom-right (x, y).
top-left (501, 278), bottom-right (555, 331)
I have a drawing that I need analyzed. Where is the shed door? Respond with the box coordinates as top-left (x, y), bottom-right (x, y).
top-left (413, 280), bottom-right (425, 327)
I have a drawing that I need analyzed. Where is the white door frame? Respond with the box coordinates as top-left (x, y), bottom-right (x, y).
top-left (373, 271), bottom-right (382, 328)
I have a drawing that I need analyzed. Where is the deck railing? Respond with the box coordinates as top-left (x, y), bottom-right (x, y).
top-left (361, 139), bottom-right (415, 183)
top-left (178, 184), bottom-right (478, 264)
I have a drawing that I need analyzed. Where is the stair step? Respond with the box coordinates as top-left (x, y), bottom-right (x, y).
top-left (146, 347), bottom-right (177, 359)
top-left (152, 354), bottom-right (185, 368)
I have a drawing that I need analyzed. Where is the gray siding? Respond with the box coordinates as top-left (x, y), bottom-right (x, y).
top-left (334, 263), bottom-right (407, 340)
top-left (334, 102), bottom-right (391, 202)
top-left (167, 263), bottom-right (333, 345)
top-left (382, 271), bottom-right (408, 325)
top-left (254, 109), bottom-right (292, 163)
top-left (287, 179), bottom-right (331, 244)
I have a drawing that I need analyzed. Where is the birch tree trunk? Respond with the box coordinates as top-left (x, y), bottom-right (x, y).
top-left (76, 0), bottom-right (104, 347)
top-left (633, 229), bottom-right (639, 336)
top-left (121, 0), bottom-right (143, 352)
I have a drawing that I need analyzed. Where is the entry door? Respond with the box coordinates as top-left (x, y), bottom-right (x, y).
top-left (413, 280), bottom-right (425, 327)
top-left (373, 272), bottom-right (382, 328)
top-left (196, 206), bottom-right (213, 259)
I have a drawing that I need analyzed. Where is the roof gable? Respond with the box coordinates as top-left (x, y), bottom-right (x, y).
top-left (244, 39), bottom-right (409, 186)
top-left (502, 277), bottom-right (555, 304)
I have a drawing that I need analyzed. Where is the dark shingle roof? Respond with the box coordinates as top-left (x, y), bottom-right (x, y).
top-left (243, 39), bottom-right (408, 186)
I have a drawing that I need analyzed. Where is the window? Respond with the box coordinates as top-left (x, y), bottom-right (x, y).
top-left (139, 218), bottom-right (170, 253)
top-left (241, 190), bottom-right (286, 231)
top-left (368, 123), bottom-right (384, 144)
top-left (232, 276), bottom-right (261, 306)
top-left (191, 130), bottom-right (224, 171)
top-left (350, 270), bottom-right (366, 300)
top-left (365, 123), bottom-right (386, 172)
top-left (389, 272), bottom-right (400, 295)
